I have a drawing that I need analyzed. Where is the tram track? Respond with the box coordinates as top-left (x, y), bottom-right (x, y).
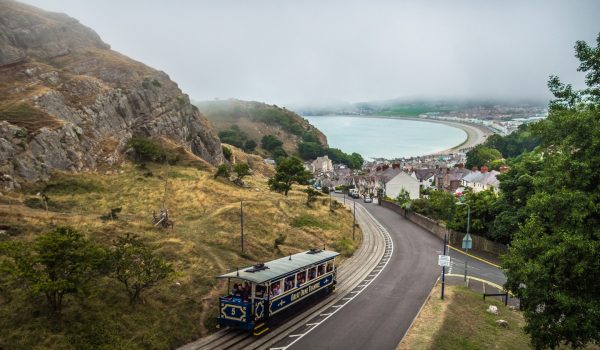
top-left (179, 201), bottom-right (391, 350)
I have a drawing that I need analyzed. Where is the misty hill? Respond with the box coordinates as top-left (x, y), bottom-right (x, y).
top-left (0, 0), bottom-right (223, 189)
top-left (196, 99), bottom-right (327, 157)
top-left (292, 98), bottom-right (548, 117)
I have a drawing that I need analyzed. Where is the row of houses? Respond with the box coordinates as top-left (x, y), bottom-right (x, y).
top-left (307, 156), bottom-right (504, 200)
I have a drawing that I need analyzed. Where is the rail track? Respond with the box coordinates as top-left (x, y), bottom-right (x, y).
top-left (179, 201), bottom-right (392, 350)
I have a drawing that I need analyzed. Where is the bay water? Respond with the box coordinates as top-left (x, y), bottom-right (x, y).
top-left (304, 115), bottom-right (467, 159)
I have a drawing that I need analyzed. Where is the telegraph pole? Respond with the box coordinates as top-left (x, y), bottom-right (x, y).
top-left (441, 230), bottom-right (447, 300)
top-left (240, 201), bottom-right (244, 253)
top-left (353, 199), bottom-right (356, 240)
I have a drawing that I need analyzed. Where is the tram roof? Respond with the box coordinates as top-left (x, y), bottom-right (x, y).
top-left (217, 249), bottom-right (340, 284)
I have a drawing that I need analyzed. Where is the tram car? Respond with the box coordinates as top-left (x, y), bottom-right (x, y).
top-left (216, 248), bottom-right (339, 332)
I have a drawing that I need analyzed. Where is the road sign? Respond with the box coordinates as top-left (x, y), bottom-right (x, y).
top-left (462, 233), bottom-right (473, 250)
top-left (438, 254), bottom-right (450, 267)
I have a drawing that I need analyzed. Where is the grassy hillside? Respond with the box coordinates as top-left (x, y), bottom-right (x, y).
top-left (0, 161), bottom-right (359, 349)
top-left (196, 99), bottom-right (328, 156)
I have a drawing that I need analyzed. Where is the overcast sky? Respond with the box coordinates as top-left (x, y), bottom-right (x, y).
top-left (22, 0), bottom-right (600, 106)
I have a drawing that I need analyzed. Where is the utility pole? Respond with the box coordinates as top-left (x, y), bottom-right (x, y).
top-left (441, 230), bottom-right (447, 300)
top-left (240, 201), bottom-right (244, 253)
top-left (353, 199), bottom-right (356, 241)
top-left (464, 204), bottom-right (471, 281)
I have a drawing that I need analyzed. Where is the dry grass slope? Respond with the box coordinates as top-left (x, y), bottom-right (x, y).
top-left (0, 162), bottom-right (360, 349)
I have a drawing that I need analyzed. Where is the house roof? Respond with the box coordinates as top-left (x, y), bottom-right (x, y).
top-left (217, 250), bottom-right (340, 284)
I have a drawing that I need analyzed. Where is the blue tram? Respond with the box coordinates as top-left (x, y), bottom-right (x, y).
top-left (217, 249), bottom-right (339, 332)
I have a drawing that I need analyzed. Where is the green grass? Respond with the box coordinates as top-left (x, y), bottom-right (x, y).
top-left (291, 214), bottom-right (328, 229)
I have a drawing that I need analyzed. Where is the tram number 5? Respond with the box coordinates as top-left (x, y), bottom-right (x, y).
top-left (230, 308), bottom-right (236, 316)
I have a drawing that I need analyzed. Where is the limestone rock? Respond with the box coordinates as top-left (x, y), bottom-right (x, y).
top-left (496, 319), bottom-right (509, 328)
top-left (0, 0), bottom-right (223, 189)
top-left (486, 305), bottom-right (499, 315)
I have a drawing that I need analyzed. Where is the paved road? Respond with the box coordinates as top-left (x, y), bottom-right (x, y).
top-left (283, 196), bottom-right (505, 350)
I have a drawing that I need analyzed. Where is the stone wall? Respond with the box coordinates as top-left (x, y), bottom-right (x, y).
top-left (380, 200), bottom-right (508, 255)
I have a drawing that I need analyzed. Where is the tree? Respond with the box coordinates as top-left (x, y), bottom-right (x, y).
top-left (504, 33), bottom-right (600, 349)
top-left (395, 188), bottom-right (411, 208)
top-left (465, 145), bottom-right (503, 169)
top-left (261, 135), bottom-right (283, 151)
top-left (222, 146), bottom-right (232, 162)
top-left (0, 227), bottom-right (106, 316)
top-left (110, 234), bottom-right (173, 305)
top-left (303, 187), bottom-right (322, 207)
top-left (268, 157), bottom-right (312, 196)
top-left (233, 163), bottom-right (250, 181)
top-left (298, 141), bottom-right (326, 160)
top-left (214, 164), bottom-right (230, 179)
top-left (244, 139), bottom-right (257, 152)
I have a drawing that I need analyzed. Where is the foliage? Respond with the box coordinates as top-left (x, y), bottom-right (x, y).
top-left (298, 141), bottom-right (326, 160)
top-left (218, 125), bottom-right (249, 150)
top-left (261, 134), bottom-right (284, 151)
top-left (465, 145), bottom-right (503, 169)
top-left (489, 152), bottom-right (543, 244)
top-left (126, 137), bottom-right (167, 163)
top-left (484, 124), bottom-right (540, 159)
top-left (214, 164), bottom-right (230, 179)
top-left (271, 146), bottom-right (288, 161)
top-left (233, 163), bottom-right (250, 181)
top-left (326, 148), bottom-right (364, 169)
top-left (110, 233), bottom-right (173, 305)
top-left (268, 157), bottom-right (312, 196)
top-left (303, 187), bottom-right (322, 207)
top-left (411, 190), bottom-right (455, 222)
top-left (504, 33), bottom-right (600, 349)
top-left (0, 227), bottom-right (106, 315)
top-left (244, 139), bottom-right (257, 152)
top-left (222, 146), bottom-right (232, 161)
top-left (395, 188), bottom-right (411, 208)
top-left (447, 190), bottom-right (498, 236)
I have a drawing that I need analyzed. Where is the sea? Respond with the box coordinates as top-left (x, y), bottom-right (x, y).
top-left (304, 115), bottom-right (467, 160)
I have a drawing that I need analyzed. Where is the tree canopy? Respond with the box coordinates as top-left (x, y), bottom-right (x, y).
top-left (268, 156), bottom-right (312, 196)
top-left (503, 33), bottom-right (600, 349)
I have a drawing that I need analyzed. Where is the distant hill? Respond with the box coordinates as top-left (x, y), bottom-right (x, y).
top-left (196, 99), bottom-right (327, 157)
top-left (0, 0), bottom-right (223, 189)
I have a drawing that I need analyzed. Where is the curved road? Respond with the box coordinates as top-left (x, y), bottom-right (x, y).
top-left (270, 196), bottom-right (505, 350)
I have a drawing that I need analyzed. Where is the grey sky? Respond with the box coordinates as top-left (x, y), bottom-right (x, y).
top-left (21, 0), bottom-right (600, 106)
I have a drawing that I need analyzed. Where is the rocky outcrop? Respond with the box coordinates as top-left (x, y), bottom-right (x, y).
top-left (0, 0), bottom-right (223, 189)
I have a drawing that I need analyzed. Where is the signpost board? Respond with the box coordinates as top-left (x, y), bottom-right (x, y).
top-left (438, 254), bottom-right (450, 267)
top-left (462, 233), bottom-right (473, 250)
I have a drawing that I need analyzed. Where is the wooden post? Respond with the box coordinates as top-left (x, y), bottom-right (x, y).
top-left (240, 201), bottom-right (244, 253)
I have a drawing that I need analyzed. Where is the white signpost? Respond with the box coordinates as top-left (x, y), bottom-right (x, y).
top-left (438, 254), bottom-right (451, 267)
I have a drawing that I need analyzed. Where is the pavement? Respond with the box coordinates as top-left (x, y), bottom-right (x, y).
top-left (279, 196), bottom-right (508, 350)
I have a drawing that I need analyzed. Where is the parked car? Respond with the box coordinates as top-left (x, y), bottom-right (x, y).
top-left (334, 188), bottom-right (343, 194)
top-left (363, 196), bottom-right (373, 203)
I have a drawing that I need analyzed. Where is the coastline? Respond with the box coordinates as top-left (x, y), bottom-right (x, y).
top-left (304, 114), bottom-right (494, 159)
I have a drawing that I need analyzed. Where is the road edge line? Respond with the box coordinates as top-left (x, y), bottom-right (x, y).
top-left (446, 245), bottom-right (501, 269)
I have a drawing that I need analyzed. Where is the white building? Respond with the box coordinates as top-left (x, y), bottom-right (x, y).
top-left (311, 155), bottom-right (334, 173)
top-left (385, 172), bottom-right (421, 200)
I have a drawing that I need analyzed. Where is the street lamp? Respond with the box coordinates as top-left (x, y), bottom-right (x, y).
top-left (456, 202), bottom-right (472, 282)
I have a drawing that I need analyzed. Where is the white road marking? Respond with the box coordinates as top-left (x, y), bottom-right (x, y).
top-left (270, 205), bottom-right (395, 350)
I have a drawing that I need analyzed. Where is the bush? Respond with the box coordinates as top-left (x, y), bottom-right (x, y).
top-left (126, 137), bottom-right (166, 163)
top-left (222, 146), bottom-right (232, 162)
top-left (261, 135), bottom-right (283, 151)
top-left (214, 164), bottom-right (230, 179)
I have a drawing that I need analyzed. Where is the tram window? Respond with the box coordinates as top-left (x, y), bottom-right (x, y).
top-left (284, 276), bottom-right (295, 292)
top-left (308, 267), bottom-right (316, 280)
top-left (270, 280), bottom-right (281, 296)
top-left (256, 284), bottom-right (266, 298)
top-left (296, 271), bottom-right (306, 286)
top-left (317, 264), bottom-right (324, 276)
top-left (326, 262), bottom-right (333, 272)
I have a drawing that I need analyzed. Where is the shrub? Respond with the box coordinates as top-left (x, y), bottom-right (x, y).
top-left (222, 146), bottom-right (232, 162)
top-left (126, 137), bottom-right (166, 163)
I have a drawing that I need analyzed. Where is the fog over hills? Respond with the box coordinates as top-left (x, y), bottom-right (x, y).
top-left (20, 0), bottom-right (600, 106)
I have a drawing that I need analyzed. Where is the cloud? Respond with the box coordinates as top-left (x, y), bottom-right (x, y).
top-left (22, 0), bottom-right (600, 105)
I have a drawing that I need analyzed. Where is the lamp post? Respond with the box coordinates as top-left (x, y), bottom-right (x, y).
top-left (457, 202), bottom-right (472, 282)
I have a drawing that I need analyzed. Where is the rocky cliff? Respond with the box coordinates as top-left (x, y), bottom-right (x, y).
top-left (0, 0), bottom-right (223, 189)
